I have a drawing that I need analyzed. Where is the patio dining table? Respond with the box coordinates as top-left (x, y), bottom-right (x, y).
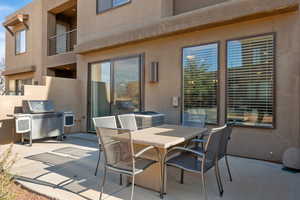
top-left (130, 124), bottom-right (208, 192)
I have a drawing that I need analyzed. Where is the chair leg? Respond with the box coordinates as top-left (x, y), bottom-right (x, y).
top-left (130, 175), bottom-right (135, 200)
top-left (180, 169), bottom-right (184, 184)
top-left (201, 172), bottom-right (207, 200)
top-left (214, 166), bottom-right (222, 196)
top-left (225, 155), bottom-right (233, 182)
top-left (95, 150), bottom-right (101, 176)
top-left (120, 174), bottom-right (123, 185)
top-left (99, 166), bottom-right (107, 200)
top-left (160, 163), bottom-right (166, 199)
top-left (215, 164), bottom-right (224, 196)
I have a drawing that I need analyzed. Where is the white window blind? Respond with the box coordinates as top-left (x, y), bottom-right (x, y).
top-left (227, 34), bottom-right (275, 128)
top-left (183, 43), bottom-right (219, 126)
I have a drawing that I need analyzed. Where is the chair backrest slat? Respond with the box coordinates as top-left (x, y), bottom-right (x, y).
top-left (93, 116), bottom-right (117, 129)
top-left (211, 124), bottom-right (233, 159)
top-left (96, 127), bottom-right (134, 169)
top-left (204, 127), bottom-right (225, 167)
top-left (118, 114), bottom-right (138, 131)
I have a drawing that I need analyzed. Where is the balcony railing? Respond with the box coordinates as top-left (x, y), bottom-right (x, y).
top-left (48, 29), bottom-right (77, 56)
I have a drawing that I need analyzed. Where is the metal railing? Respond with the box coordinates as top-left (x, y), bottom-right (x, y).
top-left (48, 29), bottom-right (77, 56)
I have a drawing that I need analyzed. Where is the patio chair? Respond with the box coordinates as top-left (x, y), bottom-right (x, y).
top-left (96, 127), bottom-right (161, 200)
top-left (118, 114), bottom-right (138, 131)
top-left (93, 116), bottom-right (117, 176)
top-left (161, 127), bottom-right (226, 200)
top-left (180, 124), bottom-right (233, 195)
top-left (196, 124), bottom-right (233, 182)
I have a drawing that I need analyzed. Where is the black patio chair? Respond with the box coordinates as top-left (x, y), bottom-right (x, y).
top-left (161, 127), bottom-right (226, 200)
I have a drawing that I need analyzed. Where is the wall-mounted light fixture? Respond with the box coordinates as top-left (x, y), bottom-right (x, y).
top-left (149, 61), bottom-right (159, 83)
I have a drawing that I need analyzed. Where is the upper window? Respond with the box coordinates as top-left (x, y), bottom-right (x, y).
top-left (182, 43), bottom-right (219, 126)
top-left (97, 0), bottom-right (130, 13)
top-left (15, 29), bottom-right (26, 54)
top-left (226, 34), bottom-right (275, 128)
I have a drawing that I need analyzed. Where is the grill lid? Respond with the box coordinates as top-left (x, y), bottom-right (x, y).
top-left (23, 100), bottom-right (55, 114)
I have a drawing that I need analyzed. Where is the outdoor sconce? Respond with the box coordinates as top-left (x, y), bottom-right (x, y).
top-left (149, 62), bottom-right (159, 83)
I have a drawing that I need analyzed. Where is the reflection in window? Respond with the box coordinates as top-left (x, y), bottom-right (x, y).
top-left (227, 34), bottom-right (275, 128)
top-left (90, 62), bottom-right (111, 122)
top-left (88, 56), bottom-right (141, 131)
top-left (97, 0), bottom-right (130, 13)
top-left (182, 43), bottom-right (219, 126)
top-left (113, 57), bottom-right (140, 114)
top-left (15, 29), bottom-right (26, 54)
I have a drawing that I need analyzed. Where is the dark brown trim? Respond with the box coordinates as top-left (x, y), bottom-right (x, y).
top-left (87, 53), bottom-right (145, 132)
top-left (225, 32), bottom-right (276, 129)
top-left (96, 0), bottom-right (131, 15)
top-left (180, 41), bottom-right (221, 126)
top-left (87, 63), bottom-right (92, 132)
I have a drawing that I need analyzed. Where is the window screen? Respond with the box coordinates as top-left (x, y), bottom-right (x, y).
top-left (16, 30), bottom-right (26, 54)
top-left (227, 34), bottom-right (275, 128)
top-left (183, 43), bottom-right (219, 126)
top-left (97, 0), bottom-right (130, 13)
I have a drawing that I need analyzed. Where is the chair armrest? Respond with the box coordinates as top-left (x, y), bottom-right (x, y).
top-left (166, 147), bottom-right (205, 159)
top-left (191, 139), bottom-right (208, 143)
top-left (134, 146), bottom-right (158, 158)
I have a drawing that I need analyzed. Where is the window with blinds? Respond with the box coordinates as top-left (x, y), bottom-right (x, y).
top-left (97, 0), bottom-right (130, 13)
top-left (226, 34), bottom-right (275, 128)
top-left (182, 43), bottom-right (219, 126)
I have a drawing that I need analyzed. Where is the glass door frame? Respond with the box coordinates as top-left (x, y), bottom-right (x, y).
top-left (87, 54), bottom-right (145, 132)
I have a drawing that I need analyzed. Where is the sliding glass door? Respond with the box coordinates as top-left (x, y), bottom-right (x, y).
top-left (88, 55), bottom-right (143, 131)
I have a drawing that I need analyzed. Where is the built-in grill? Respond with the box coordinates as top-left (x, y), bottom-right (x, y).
top-left (14, 100), bottom-right (64, 146)
top-left (134, 111), bottom-right (165, 129)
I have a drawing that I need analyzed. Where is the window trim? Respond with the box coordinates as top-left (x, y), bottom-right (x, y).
top-left (225, 32), bottom-right (276, 129)
top-left (86, 53), bottom-right (145, 132)
top-left (181, 41), bottom-right (221, 126)
top-left (15, 29), bottom-right (27, 55)
top-left (96, 0), bottom-right (131, 15)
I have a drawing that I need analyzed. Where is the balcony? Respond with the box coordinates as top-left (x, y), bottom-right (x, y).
top-left (47, 0), bottom-right (77, 56)
top-left (48, 29), bottom-right (77, 56)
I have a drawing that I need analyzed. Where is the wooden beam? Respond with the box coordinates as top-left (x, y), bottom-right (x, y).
top-left (4, 25), bottom-right (14, 36)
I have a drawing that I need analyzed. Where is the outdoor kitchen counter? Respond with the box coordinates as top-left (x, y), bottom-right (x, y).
top-left (131, 124), bottom-right (208, 192)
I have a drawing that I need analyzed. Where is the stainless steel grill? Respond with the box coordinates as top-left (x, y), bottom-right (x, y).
top-left (14, 100), bottom-right (64, 146)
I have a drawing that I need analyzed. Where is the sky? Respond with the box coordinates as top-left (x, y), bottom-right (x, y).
top-left (0, 0), bottom-right (32, 67)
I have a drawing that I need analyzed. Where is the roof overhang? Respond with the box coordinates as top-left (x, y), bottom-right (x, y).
top-left (75, 0), bottom-right (299, 54)
top-left (3, 14), bottom-right (29, 36)
top-left (2, 66), bottom-right (35, 76)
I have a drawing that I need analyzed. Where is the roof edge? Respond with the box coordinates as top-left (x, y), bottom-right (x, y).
top-left (75, 0), bottom-right (299, 54)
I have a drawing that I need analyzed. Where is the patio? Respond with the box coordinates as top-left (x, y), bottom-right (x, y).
top-left (4, 133), bottom-right (299, 200)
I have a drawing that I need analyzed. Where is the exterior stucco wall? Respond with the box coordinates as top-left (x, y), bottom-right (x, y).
top-left (5, 0), bottom-right (44, 83)
top-left (174, 0), bottom-right (230, 15)
top-left (77, 0), bottom-right (163, 45)
top-left (78, 12), bottom-right (300, 162)
top-left (4, 0), bottom-right (77, 85)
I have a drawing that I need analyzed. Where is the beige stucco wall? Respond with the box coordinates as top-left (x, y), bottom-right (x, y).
top-left (78, 11), bottom-right (300, 162)
top-left (173, 0), bottom-right (230, 15)
top-left (4, 0), bottom-right (77, 85)
top-left (5, 0), bottom-right (44, 83)
top-left (77, 0), bottom-right (164, 45)
top-left (0, 76), bottom-right (83, 145)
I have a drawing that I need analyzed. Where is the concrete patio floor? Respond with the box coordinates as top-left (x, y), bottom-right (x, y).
top-left (2, 133), bottom-right (300, 200)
